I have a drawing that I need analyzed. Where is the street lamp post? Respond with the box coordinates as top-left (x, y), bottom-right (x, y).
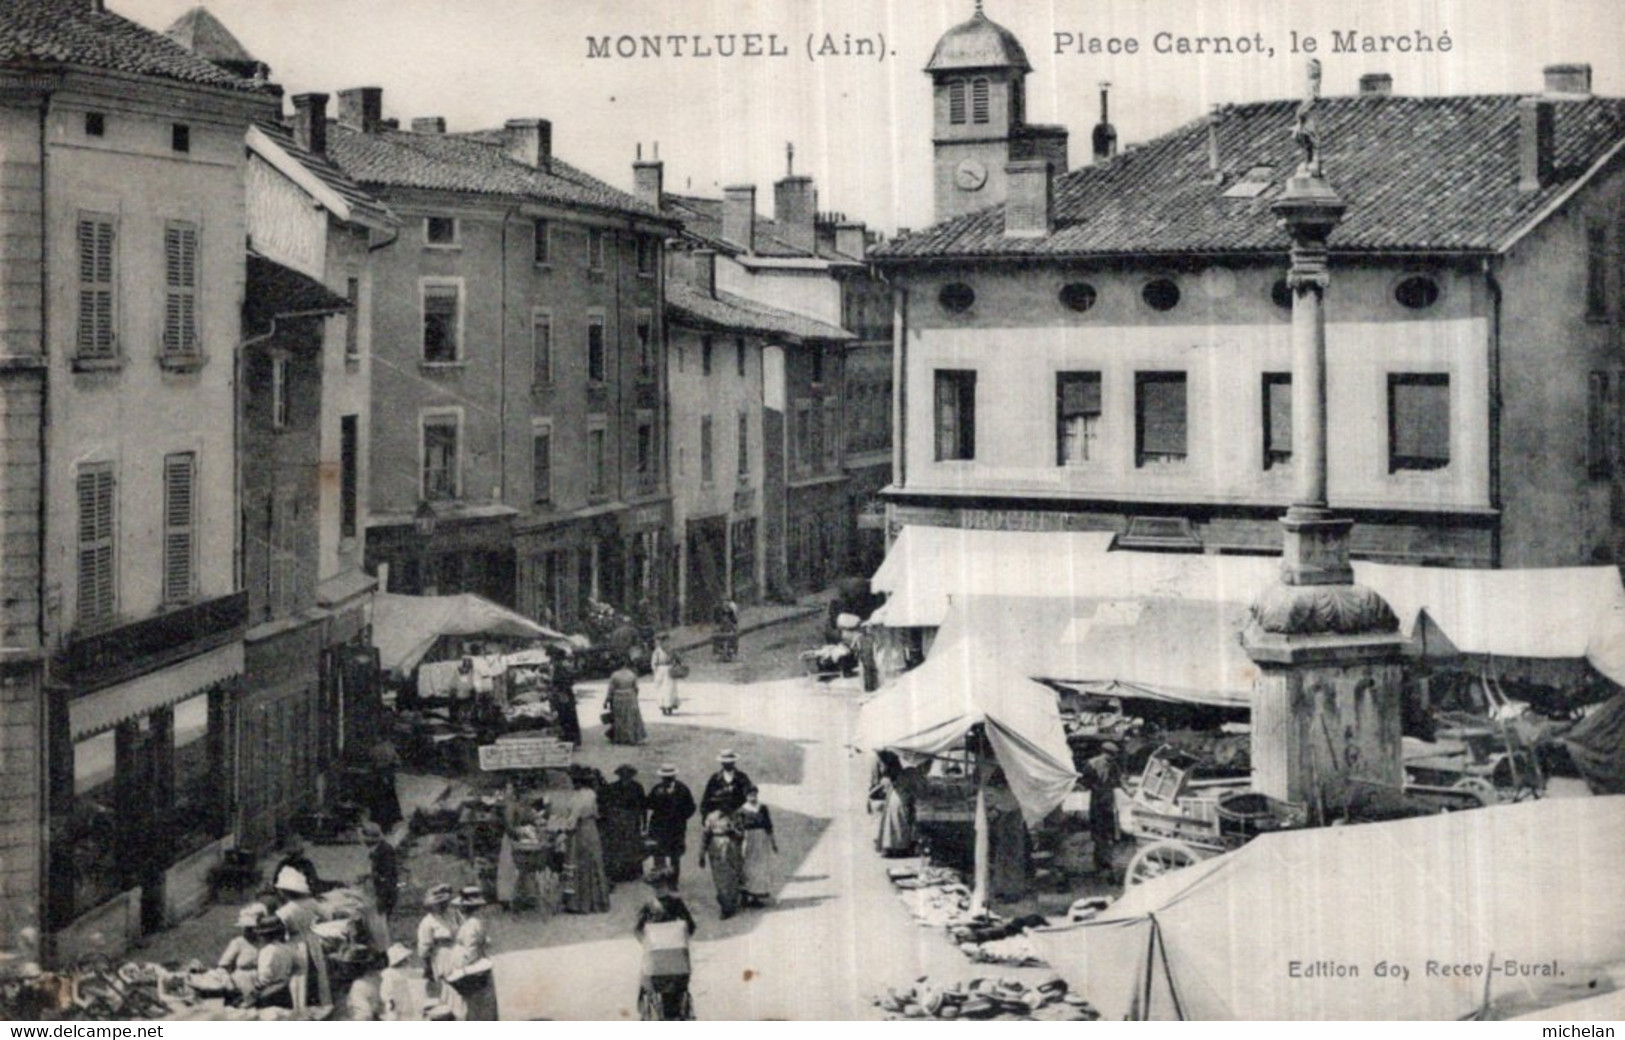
top-left (414, 500), bottom-right (439, 596)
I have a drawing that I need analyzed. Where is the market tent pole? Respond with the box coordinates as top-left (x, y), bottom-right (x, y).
top-left (970, 737), bottom-right (989, 916)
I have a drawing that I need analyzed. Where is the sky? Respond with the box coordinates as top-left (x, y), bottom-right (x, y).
top-left (118, 0), bottom-right (1625, 233)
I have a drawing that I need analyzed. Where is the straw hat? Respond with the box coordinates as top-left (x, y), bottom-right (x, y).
top-left (718, 749), bottom-right (739, 764)
top-left (273, 866), bottom-right (310, 895)
top-left (658, 764), bottom-right (678, 778)
top-left (234, 907), bottom-right (260, 928)
top-left (453, 885), bottom-right (488, 909)
top-left (423, 883), bottom-right (455, 908)
top-left (385, 943), bottom-right (412, 968)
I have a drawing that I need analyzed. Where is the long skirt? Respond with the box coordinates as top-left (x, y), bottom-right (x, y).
top-left (564, 819), bottom-right (611, 913)
top-left (653, 666), bottom-right (679, 713)
top-left (609, 688), bottom-right (647, 745)
top-left (741, 830), bottom-right (774, 898)
top-left (877, 789), bottom-right (914, 855)
top-left (450, 971), bottom-right (499, 1021)
top-left (600, 807), bottom-right (646, 883)
top-left (705, 836), bottom-right (744, 916)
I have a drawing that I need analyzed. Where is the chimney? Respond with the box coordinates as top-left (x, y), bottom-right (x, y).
top-left (90, 0), bottom-right (104, 11)
top-left (633, 142), bottom-right (664, 208)
top-left (722, 185), bottom-right (756, 253)
top-left (1359, 73), bottom-right (1393, 96)
top-left (835, 221), bottom-right (867, 260)
top-left (1207, 105), bottom-right (1223, 184)
top-left (336, 87), bottom-right (382, 133)
top-left (504, 118), bottom-right (551, 172)
top-left (691, 248), bottom-right (716, 298)
top-left (1518, 96), bottom-right (1555, 192)
top-left (411, 117), bottom-right (446, 134)
top-left (290, 92), bottom-right (328, 157)
top-left (1004, 160), bottom-right (1053, 237)
top-left (1091, 81), bottom-right (1118, 162)
top-left (774, 175), bottom-right (817, 254)
top-left (1544, 63), bottom-right (1592, 96)
top-left (380, 118), bottom-right (400, 131)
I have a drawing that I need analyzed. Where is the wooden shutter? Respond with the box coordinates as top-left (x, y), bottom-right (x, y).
top-left (77, 217), bottom-right (116, 358)
top-left (948, 80), bottom-right (966, 124)
top-left (340, 416), bottom-right (358, 537)
top-left (1389, 375), bottom-right (1450, 468)
top-left (971, 78), bottom-right (990, 123)
top-left (824, 399), bottom-right (840, 466)
top-left (1588, 372), bottom-right (1610, 477)
top-left (1059, 373), bottom-right (1102, 418)
top-left (533, 427), bottom-right (551, 503)
top-left (738, 413), bottom-right (749, 476)
top-left (1265, 374), bottom-right (1293, 457)
top-left (1138, 374), bottom-right (1187, 457)
top-left (533, 313), bottom-right (552, 383)
top-left (701, 415), bottom-right (714, 483)
top-left (163, 223), bottom-right (198, 356)
top-left (163, 453), bottom-right (196, 604)
top-left (422, 284), bottom-right (459, 362)
top-left (77, 465), bottom-right (115, 627)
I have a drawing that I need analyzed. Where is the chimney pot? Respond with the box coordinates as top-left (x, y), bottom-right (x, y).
top-left (633, 153), bottom-right (664, 209)
top-left (504, 118), bottom-right (551, 171)
top-left (1544, 63), bottom-right (1592, 96)
top-left (411, 116), bottom-right (446, 134)
top-left (290, 92), bottom-right (329, 157)
top-left (1092, 83), bottom-right (1118, 162)
top-left (1004, 160), bottom-right (1053, 238)
top-left (691, 248), bottom-right (717, 298)
top-left (722, 185), bottom-right (757, 254)
top-left (834, 221), bottom-right (867, 260)
top-left (774, 174), bottom-right (817, 255)
top-left (1519, 96), bottom-right (1556, 192)
top-left (336, 87), bottom-right (383, 134)
top-left (1359, 73), bottom-right (1393, 96)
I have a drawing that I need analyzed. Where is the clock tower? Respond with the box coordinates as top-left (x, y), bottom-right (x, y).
top-left (927, 2), bottom-right (1067, 223)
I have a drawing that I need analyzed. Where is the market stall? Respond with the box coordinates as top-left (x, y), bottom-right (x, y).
top-left (372, 592), bottom-right (569, 679)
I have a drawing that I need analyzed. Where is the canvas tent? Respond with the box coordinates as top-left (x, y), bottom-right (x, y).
top-left (373, 592), bottom-right (568, 676)
top-left (1028, 797), bottom-right (1625, 1020)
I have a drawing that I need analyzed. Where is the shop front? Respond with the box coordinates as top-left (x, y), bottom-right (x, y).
top-left (621, 501), bottom-right (674, 626)
top-left (365, 505), bottom-right (518, 607)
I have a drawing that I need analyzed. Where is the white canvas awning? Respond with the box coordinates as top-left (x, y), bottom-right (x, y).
top-left (373, 592), bottom-right (569, 676)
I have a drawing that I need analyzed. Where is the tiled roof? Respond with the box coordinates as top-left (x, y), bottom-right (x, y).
top-left (254, 120), bottom-right (395, 228)
top-left (326, 123), bottom-right (666, 221)
top-left (924, 9), bottom-right (1031, 74)
top-left (245, 252), bottom-right (350, 331)
top-left (872, 94), bottom-right (1625, 261)
top-left (667, 280), bottom-right (852, 342)
top-left (164, 6), bottom-right (254, 64)
top-left (0, 0), bottom-right (267, 91)
top-left (663, 193), bottom-right (860, 262)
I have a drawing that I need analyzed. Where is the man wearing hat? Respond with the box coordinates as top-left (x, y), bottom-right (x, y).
top-left (700, 750), bottom-right (753, 818)
top-left (415, 884), bottom-right (462, 999)
top-left (644, 765), bottom-right (697, 886)
top-left (1082, 742), bottom-right (1123, 879)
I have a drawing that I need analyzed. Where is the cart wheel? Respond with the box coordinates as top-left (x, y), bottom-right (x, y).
top-left (1450, 776), bottom-right (1498, 808)
top-left (1126, 839), bottom-right (1201, 886)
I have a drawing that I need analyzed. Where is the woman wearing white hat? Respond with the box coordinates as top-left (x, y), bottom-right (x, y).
top-left (444, 887), bottom-right (498, 1020)
top-left (275, 865), bottom-right (333, 1007)
top-left (379, 943), bottom-right (419, 1021)
top-left (217, 906), bottom-right (264, 998)
top-left (415, 883), bottom-right (463, 1000)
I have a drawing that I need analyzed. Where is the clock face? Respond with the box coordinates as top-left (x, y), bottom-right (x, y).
top-left (954, 158), bottom-right (988, 191)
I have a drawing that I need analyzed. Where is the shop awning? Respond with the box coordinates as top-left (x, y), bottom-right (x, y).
top-left (1029, 796), bottom-right (1625, 1020)
top-left (70, 641), bottom-right (242, 740)
top-left (854, 632), bottom-right (1078, 825)
top-left (372, 592), bottom-right (569, 676)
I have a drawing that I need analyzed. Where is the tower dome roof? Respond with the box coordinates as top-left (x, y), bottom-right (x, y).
top-left (925, 6), bottom-right (1031, 74)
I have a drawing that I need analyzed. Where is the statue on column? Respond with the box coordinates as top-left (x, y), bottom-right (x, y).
top-left (1291, 59), bottom-right (1323, 176)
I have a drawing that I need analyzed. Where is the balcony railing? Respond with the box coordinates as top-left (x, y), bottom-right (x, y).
top-left (56, 591), bottom-right (249, 694)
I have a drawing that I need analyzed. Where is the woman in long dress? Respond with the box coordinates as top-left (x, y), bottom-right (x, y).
top-left (697, 810), bottom-right (745, 919)
top-left (651, 634), bottom-right (680, 715)
top-left (607, 660), bottom-right (648, 745)
top-left (273, 867), bottom-right (333, 1007)
top-left (444, 888), bottom-right (499, 1021)
top-left (415, 884), bottom-right (463, 1000)
top-left (737, 787), bottom-right (778, 907)
top-left (599, 765), bottom-right (648, 883)
top-left (876, 762), bottom-right (922, 857)
top-left (562, 772), bottom-right (612, 914)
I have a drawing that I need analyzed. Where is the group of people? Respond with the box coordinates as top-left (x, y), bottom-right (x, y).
top-left (411, 884), bottom-right (498, 1020)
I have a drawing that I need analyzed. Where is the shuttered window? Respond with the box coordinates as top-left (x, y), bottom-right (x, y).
top-left (700, 415), bottom-right (715, 484)
top-left (1586, 221), bottom-right (1608, 321)
top-left (1263, 373), bottom-right (1292, 469)
top-left (588, 420), bottom-right (608, 497)
top-left (1135, 372), bottom-right (1187, 466)
top-left (971, 78), bottom-right (990, 124)
top-left (422, 414), bottom-right (459, 500)
top-left (533, 311), bottom-right (553, 384)
top-left (948, 80), bottom-right (967, 125)
top-left (422, 283), bottom-right (460, 362)
top-left (1057, 371), bottom-right (1102, 465)
top-left (162, 222), bottom-right (199, 357)
top-left (344, 276), bottom-right (360, 359)
top-left (934, 370), bottom-right (976, 461)
top-left (163, 452), bottom-right (196, 604)
top-left (77, 215), bottom-right (116, 358)
top-left (77, 464), bottom-right (116, 629)
top-left (588, 315), bottom-right (606, 383)
top-left (823, 399), bottom-right (840, 467)
top-left (738, 412), bottom-right (750, 477)
top-left (1387, 373), bottom-right (1450, 471)
top-left (636, 310), bottom-right (654, 379)
top-left (532, 422), bottom-right (552, 504)
top-left (340, 415), bottom-right (358, 538)
top-left (1588, 371), bottom-right (1611, 479)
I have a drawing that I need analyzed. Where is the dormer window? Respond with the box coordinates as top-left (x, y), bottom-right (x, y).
top-left (1222, 164), bottom-right (1274, 199)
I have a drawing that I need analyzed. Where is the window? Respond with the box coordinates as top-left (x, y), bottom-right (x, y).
top-left (532, 310), bottom-right (553, 385)
top-left (587, 314), bottom-right (606, 383)
top-left (532, 420), bottom-right (553, 504)
top-left (737, 412), bottom-right (750, 477)
top-left (948, 80), bottom-right (967, 125)
top-left (636, 310), bottom-right (654, 379)
top-left (794, 400), bottom-right (812, 475)
top-left (1135, 372), bottom-right (1188, 466)
top-left (637, 235), bottom-right (655, 275)
top-left (934, 370), bottom-right (976, 461)
top-left (701, 335), bottom-right (713, 376)
top-left (1056, 371), bottom-right (1102, 465)
top-left (171, 123), bottom-right (190, 153)
top-left (939, 282), bottom-right (975, 314)
top-left (587, 228), bottom-right (606, 270)
top-left (162, 452), bottom-right (196, 604)
top-left (823, 398), bottom-right (840, 467)
top-left (1394, 275), bottom-right (1440, 310)
top-left (1387, 374), bottom-right (1450, 472)
top-left (736, 336), bottom-right (747, 377)
top-left (421, 282), bottom-right (460, 362)
top-left (1142, 278), bottom-right (1181, 312)
top-left (1586, 222), bottom-right (1609, 321)
top-left (271, 354), bottom-right (289, 429)
top-left (533, 218), bottom-right (551, 265)
top-left (76, 214), bottom-right (116, 359)
top-left (340, 415), bottom-right (358, 538)
top-left (636, 412), bottom-right (655, 489)
top-left (162, 221), bottom-right (199, 358)
top-left (700, 415), bottom-right (715, 484)
top-left (1263, 373), bottom-right (1292, 469)
top-left (77, 463), bottom-right (115, 629)
top-left (341, 276), bottom-right (361, 359)
top-left (1588, 372), bottom-right (1611, 479)
top-left (1271, 278), bottom-right (1294, 310)
top-left (84, 112), bottom-right (105, 137)
top-left (971, 77), bottom-right (990, 124)
top-left (422, 413), bottom-right (459, 500)
top-left (809, 401), bottom-right (824, 471)
top-left (68, 730), bottom-right (121, 917)
top-left (588, 418), bottom-right (608, 497)
top-left (731, 519), bottom-right (757, 600)
top-left (425, 216), bottom-right (457, 246)
top-left (1059, 282), bottom-right (1097, 313)
top-left (811, 346), bottom-right (825, 385)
